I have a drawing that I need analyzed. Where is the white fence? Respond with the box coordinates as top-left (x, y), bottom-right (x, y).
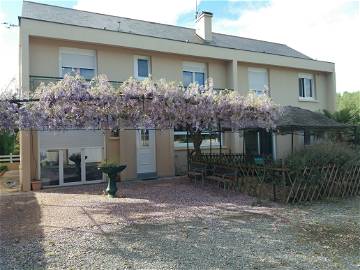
top-left (0, 153), bottom-right (20, 163)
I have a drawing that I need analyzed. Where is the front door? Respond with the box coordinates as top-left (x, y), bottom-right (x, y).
top-left (136, 129), bottom-right (156, 179)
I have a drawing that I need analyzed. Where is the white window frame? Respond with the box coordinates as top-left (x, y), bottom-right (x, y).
top-left (134, 55), bottom-right (151, 80)
top-left (182, 61), bottom-right (207, 86)
top-left (59, 47), bottom-right (97, 78)
top-left (298, 73), bottom-right (316, 101)
top-left (248, 67), bottom-right (269, 95)
top-left (174, 131), bottom-right (222, 149)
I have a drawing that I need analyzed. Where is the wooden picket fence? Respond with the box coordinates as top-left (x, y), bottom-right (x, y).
top-left (189, 153), bottom-right (360, 204)
top-left (285, 164), bottom-right (360, 203)
top-left (0, 153), bottom-right (20, 163)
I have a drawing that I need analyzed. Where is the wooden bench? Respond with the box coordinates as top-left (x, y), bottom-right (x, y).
top-left (206, 165), bottom-right (239, 191)
top-left (188, 162), bottom-right (208, 186)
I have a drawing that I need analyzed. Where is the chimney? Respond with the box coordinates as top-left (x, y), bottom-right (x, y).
top-left (195, 11), bottom-right (213, 42)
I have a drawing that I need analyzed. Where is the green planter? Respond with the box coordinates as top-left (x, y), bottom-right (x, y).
top-left (98, 163), bottom-right (127, 198)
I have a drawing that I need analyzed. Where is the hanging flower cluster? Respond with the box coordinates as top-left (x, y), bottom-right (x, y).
top-left (0, 75), bottom-right (281, 132)
top-left (0, 92), bottom-right (18, 133)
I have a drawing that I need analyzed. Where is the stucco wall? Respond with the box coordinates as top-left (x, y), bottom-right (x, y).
top-left (237, 63), bottom-right (333, 111)
top-left (276, 133), bottom-right (305, 159)
top-left (29, 37), bottom-right (228, 89)
top-left (119, 129), bottom-right (137, 180)
top-left (155, 130), bottom-right (175, 177)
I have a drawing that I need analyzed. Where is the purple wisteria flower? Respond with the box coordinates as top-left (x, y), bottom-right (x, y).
top-left (0, 75), bottom-right (281, 132)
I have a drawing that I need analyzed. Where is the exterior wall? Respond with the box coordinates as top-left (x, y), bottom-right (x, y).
top-left (105, 131), bottom-right (120, 164)
top-left (155, 130), bottom-right (175, 177)
top-left (276, 133), bottom-right (305, 159)
top-left (237, 62), bottom-right (333, 112)
top-left (119, 130), bottom-right (137, 180)
top-left (20, 17), bottom-right (337, 190)
top-left (28, 37), bottom-right (228, 89)
top-left (21, 18), bottom-right (335, 73)
top-left (175, 147), bottom-right (230, 175)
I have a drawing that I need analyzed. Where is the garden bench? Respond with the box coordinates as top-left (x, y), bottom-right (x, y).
top-left (206, 165), bottom-right (239, 190)
top-left (188, 162), bottom-right (208, 186)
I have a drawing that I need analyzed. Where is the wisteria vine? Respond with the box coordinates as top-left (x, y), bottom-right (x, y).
top-left (0, 75), bottom-right (281, 133)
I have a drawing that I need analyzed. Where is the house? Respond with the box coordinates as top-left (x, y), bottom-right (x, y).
top-left (18, 1), bottom-right (336, 191)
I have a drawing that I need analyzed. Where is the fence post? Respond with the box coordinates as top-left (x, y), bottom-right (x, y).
top-left (10, 153), bottom-right (13, 163)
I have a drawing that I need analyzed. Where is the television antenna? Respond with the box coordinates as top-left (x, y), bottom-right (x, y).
top-left (195, 0), bottom-right (199, 19)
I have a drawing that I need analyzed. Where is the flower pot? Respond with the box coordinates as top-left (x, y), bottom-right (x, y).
top-left (31, 180), bottom-right (42, 191)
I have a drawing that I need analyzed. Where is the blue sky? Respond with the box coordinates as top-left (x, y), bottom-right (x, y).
top-left (0, 0), bottom-right (359, 93)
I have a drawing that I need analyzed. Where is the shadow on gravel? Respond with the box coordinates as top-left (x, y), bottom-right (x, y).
top-left (0, 193), bottom-right (46, 269)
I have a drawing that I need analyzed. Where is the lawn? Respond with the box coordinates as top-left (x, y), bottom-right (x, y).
top-left (0, 178), bottom-right (359, 269)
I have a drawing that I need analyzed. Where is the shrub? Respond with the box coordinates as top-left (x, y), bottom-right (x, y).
top-left (285, 143), bottom-right (360, 170)
top-left (0, 164), bottom-right (8, 174)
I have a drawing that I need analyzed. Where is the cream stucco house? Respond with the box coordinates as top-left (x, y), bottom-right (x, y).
top-left (19, 1), bottom-right (336, 191)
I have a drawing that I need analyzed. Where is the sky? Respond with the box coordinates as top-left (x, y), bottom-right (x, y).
top-left (0, 0), bottom-right (359, 94)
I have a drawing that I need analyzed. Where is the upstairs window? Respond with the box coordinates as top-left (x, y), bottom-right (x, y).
top-left (60, 48), bottom-right (96, 80)
top-left (248, 68), bottom-right (268, 95)
top-left (134, 56), bottom-right (150, 80)
top-left (182, 62), bottom-right (206, 87)
top-left (299, 73), bottom-right (315, 100)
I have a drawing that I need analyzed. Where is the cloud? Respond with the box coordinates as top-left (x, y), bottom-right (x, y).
top-left (0, 11), bottom-right (19, 93)
top-left (74, 0), bottom-right (198, 25)
top-left (213, 0), bottom-right (360, 92)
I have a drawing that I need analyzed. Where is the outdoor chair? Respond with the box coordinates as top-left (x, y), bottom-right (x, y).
top-left (188, 162), bottom-right (208, 186)
top-left (206, 165), bottom-right (239, 191)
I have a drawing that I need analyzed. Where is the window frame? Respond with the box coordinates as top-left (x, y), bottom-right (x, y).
top-left (173, 130), bottom-right (223, 149)
top-left (134, 55), bottom-right (151, 80)
top-left (298, 73), bottom-right (316, 101)
top-left (182, 61), bottom-right (207, 87)
top-left (248, 67), bottom-right (269, 95)
top-left (59, 47), bottom-right (97, 79)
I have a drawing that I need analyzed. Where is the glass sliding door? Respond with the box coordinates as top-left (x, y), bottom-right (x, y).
top-left (40, 150), bottom-right (60, 186)
top-left (63, 148), bottom-right (83, 184)
top-left (40, 147), bottom-right (104, 187)
top-left (85, 147), bottom-right (103, 182)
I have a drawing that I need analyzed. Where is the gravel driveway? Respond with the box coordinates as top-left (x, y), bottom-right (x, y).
top-left (0, 177), bottom-right (359, 269)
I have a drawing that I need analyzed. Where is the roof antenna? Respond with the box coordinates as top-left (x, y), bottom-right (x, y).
top-left (195, 0), bottom-right (198, 19)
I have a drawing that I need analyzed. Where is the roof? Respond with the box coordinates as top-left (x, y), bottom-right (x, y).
top-left (276, 106), bottom-right (349, 130)
top-left (21, 1), bottom-right (312, 60)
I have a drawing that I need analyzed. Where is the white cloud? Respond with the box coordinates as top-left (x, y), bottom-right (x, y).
top-left (0, 11), bottom-right (19, 94)
top-left (213, 0), bottom-right (360, 92)
top-left (74, 0), bottom-right (197, 25)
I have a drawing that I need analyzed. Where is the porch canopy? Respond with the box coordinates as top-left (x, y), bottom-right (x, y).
top-left (275, 106), bottom-right (350, 132)
top-left (210, 106), bottom-right (356, 157)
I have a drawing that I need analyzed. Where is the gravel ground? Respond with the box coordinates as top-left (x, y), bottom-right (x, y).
top-left (0, 177), bottom-right (359, 270)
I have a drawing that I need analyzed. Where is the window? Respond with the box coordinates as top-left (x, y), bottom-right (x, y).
top-left (244, 130), bottom-right (272, 156)
top-left (60, 48), bottom-right (96, 80)
top-left (182, 62), bottom-right (206, 87)
top-left (248, 68), bottom-right (268, 95)
top-left (174, 131), bottom-right (221, 148)
top-left (140, 129), bottom-right (150, 146)
top-left (134, 56), bottom-right (150, 80)
top-left (299, 74), bottom-right (315, 100)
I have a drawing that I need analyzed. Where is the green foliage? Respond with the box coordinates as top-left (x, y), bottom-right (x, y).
top-left (0, 164), bottom-right (8, 174)
top-left (0, 132), bottom-right (17, 155)
top-left (285, 143), bottom-right (360, 170)
top-left (334, 91), bottom-right (360, 125)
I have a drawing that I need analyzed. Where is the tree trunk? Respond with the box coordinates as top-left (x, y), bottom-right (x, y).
top-left (190, 130), bottom-right (203, 157)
